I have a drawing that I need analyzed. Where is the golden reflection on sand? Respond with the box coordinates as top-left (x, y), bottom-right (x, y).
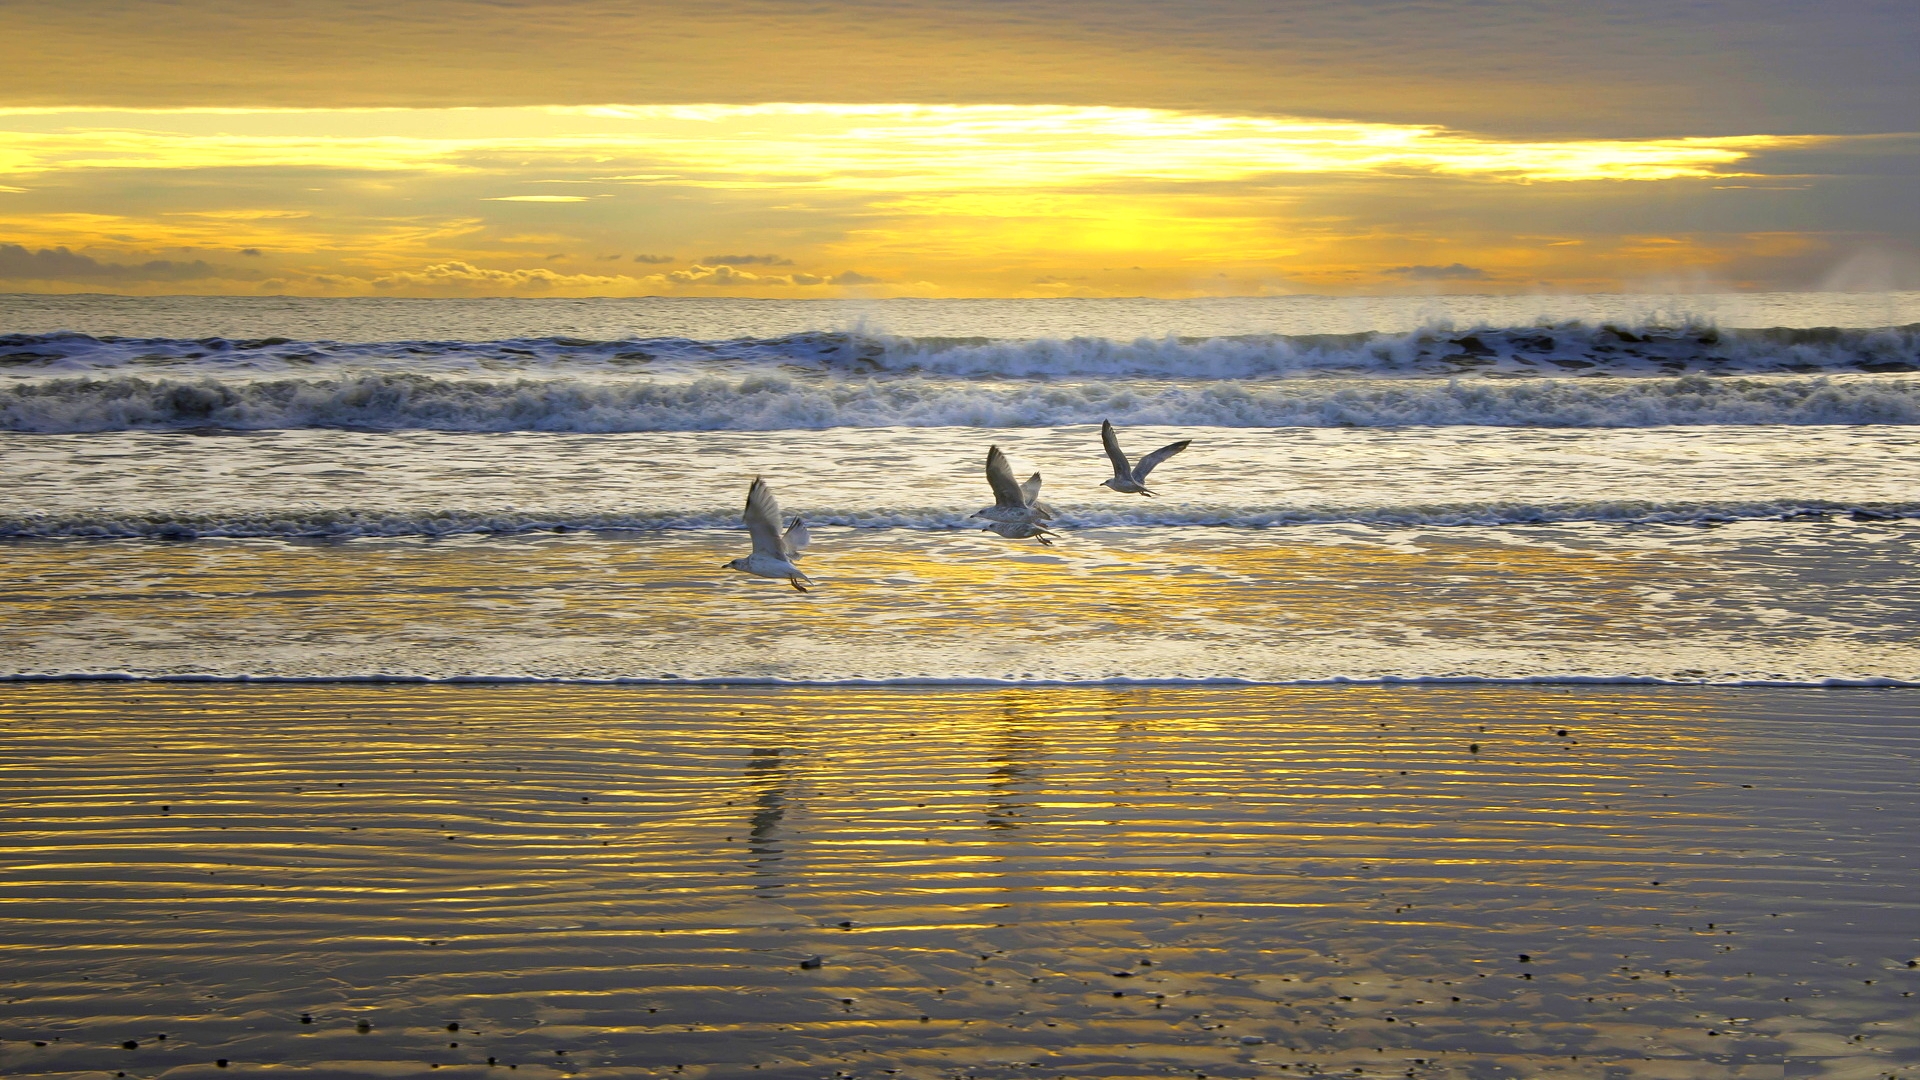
top-left (2, 684), bottom-right (1915, 1077)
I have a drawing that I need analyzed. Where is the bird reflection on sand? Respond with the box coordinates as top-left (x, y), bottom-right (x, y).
top-left (742, 745), bottom-right (791, 893)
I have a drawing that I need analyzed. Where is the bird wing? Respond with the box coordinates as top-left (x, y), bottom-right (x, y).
top-left (1099, 419), bottom-right (1133, 479)
top-left (782, 518), bottom-right (811, 561)
top-left (1133, 439), bottom-right (1191, 481)
top-left (743, 476), bottom-right (787, 559)
top-left (985, 445), bottom-right (1026, 508)
top-left (1020, 471), bottom-right (1043, 506)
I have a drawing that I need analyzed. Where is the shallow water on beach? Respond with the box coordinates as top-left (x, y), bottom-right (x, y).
top-left (2, 519), bottom-right (1918, 683)
top-left (1, 684), bottom-right (1916, 1079)
top-left (2, 423), bottom-right (1918, 685)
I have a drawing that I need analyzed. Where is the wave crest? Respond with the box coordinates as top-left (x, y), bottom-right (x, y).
top-left (3, 500), bottom-right (1908, 540)
top-left (2, 320), bottom-right (1916, 380)
top-left (3, 370), bottom-right (1918, 433)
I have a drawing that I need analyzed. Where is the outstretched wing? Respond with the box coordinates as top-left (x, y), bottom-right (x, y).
top-left (985, 445), bottom-right (1027, 509)
top-left (1133, 439), bottom-right (1191, 481)
top-left (782, 518), bottom-right (811, 561)
top-left (1099, 419), bottom-right (1132, 479)
top-left (1020, 472), bottom-right (1054, 520)
top-left (743, 476), bottom-right (786, 559)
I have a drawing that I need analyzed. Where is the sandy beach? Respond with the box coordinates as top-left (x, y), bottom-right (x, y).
top-left (3, 683), bottom-right (1914, 1079)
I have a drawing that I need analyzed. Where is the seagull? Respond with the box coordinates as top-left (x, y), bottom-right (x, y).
top-left (1098, 419), bottom-right (1191, 497)
top-left (723, 476), bottom-right (813, 592)
top-left (980, 520), bottom-right (1058, 547)
top-left (972, 445), bottom-right (1054, 524)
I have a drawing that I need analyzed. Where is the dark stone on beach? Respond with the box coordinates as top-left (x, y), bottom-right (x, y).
top-left (799, 955), bottom-right (823, 969)
top-left (1518, 954), bottom-right (1531, 962)
top-left (1556, 729), bottom-right (1568, 736)
top-left (122, 1041), bottom-right (138, 1049)
top-left (216, 1060), bottom-right (229, 1069)
top-left (300, 1014), bottom-right (311, 1024)
top-left (356, 1020), bottom-right (372, 1033)
top-left (446, 1023), bottom-right (459, 1032)
top-left (1468, 744), bottom-right (1479, 754)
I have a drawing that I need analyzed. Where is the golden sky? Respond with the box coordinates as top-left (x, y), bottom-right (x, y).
top-left (1, 1), bottom-right (1914, 297)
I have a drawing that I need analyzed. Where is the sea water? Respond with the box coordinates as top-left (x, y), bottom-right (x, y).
top-left (2, 291), bottom-right (1918, 684)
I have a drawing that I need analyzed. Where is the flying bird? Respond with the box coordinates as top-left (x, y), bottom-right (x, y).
top-left (723, 476), bottom-right (813, 591)
top-left (972, 445), bottom-right (1053, 525)
top-left (1098, 419), bottom-right (1191, 497)
top-left (979, 519), bottom-right (1058, 547)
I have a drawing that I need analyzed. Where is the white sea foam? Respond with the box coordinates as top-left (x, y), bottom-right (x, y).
top-left (1, 499), bottom-right (1907, 539)
top-left (6, 320), bottom-right (1916, 432)
top-left (4, 320), bottom-right (1917, 380)
top-left (5, 370), bottom-right (1920, 432)
top-left (4, 671), bottom-right (1916, 688)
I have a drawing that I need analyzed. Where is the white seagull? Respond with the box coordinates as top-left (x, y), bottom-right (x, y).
top-left (723, 476), bottom-right (813, 592)
top-left (972, 445), bottom-right (1054, 524)
top-left (980, 519), bottom-right (1058, 547)
top-left (1098, 418), bottom-right (1191, 497)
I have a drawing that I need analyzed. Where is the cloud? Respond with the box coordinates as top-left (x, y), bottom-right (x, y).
top-left (660, 263), bottom-right (861, 288)
top-left (703, 253), bottom-right (792, 266)
top-left (666, 263), bottom-right (774, 285)
top-left (6, 0), bottom-right (1915, 139)
top-left (482, 195), bottom-right (592, 202)
top-left (1385, 262), bottom-right (1489, 281)
top-left (365, 260), bottom-right (629, 293)
top-left (0, 242), bottom-right (227, 282)
top-left (631, 253), bottom-right (675, 264)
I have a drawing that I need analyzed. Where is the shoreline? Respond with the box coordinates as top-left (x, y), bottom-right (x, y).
top-left (4, 683), bottom-right (1915, 1078)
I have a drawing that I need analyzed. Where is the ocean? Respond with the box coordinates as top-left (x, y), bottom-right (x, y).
top-left (6, 292), bottom-right (1920, 1079)
top-left (3, 291), bottom-right (1916, 685)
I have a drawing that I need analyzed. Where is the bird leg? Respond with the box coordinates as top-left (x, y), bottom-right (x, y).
top-left (789, 577), bottom-right (809, 592)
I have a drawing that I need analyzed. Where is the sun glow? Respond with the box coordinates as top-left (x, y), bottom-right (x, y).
top-left (0, 104), bottom-right (1840, 297)
top-left (0, 104), bottom-right (1802, 187)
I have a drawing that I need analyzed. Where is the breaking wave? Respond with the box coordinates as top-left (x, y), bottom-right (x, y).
top-left (2, 320), bottom-right (1916, 380)
top-left (3, 370), bottom-right (1917, 433)
top-left (4, 499), bottom-right (1908, 540)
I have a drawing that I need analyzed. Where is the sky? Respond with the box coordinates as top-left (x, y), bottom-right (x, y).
top-left (1, 0), bottom-right (1915, 298)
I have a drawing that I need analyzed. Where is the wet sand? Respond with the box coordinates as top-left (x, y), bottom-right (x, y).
top-left (1, 684), bottom-right (1916, 1079)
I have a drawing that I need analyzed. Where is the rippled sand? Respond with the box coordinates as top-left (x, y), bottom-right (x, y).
top-left (3, 684), bottom-right (1916, 1078)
